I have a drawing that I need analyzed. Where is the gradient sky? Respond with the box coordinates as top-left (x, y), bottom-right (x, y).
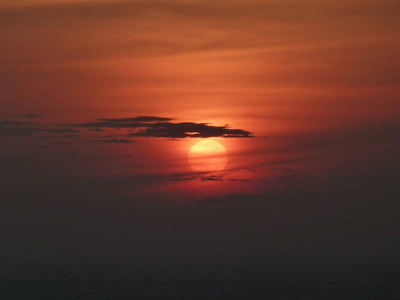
top-left (0, 0), bottom-right (399, 259)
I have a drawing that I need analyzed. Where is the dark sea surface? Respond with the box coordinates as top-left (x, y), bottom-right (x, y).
top-left (1, 257), bottom-right (399, 299)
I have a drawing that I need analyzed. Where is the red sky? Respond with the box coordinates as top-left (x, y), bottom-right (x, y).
top-left (0, 0), bottom-right (399, 259)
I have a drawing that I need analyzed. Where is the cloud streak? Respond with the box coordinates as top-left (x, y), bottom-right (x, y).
top-left (0, 121), bottom-right (78, 137)
top-left (0, 115), bottom-right (253, 142)
top-left (72, 116), bottom-right (253, 139)
top-left (87, 138), bottom-right (134, 144)
top-left (11, 113), bottom-right (42, 119)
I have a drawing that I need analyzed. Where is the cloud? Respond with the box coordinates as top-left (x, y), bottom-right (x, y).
top-left (276, 175), bottom-right (296, 181)
top-left (35, 135), bottom-right (59, 140)
top-left (201, 175), bottom-right (224, 182)
top-left (168, 176), bottom-right (197, 181)
top-left (0, 121), bottom-right (37, 136)
top-left (0, 120), bottom-right (77, 137)
top-left (227, 178), bottom-right (251, 182)
top-left (87, 138), bottom-right (134, 144)
top-left (43, 128), bottom-right (78, 134)
top-left (0, 121), bottom-right (32, 126)
top-left (0, 115), bottom-right (253, 144)
top-left (72, 116), bottom-right (253, 139)
top-left (128, 122), bottom-right (253, 138)
top-left (64, 134), bottom-right (81, 139)
top-left (11, 113), bottom-right (42, 119)
top-left (200, 174), bottom-right (253, 182)
top-left (0, 127), bottom-right (38, 137)
top-left (88, 128), bottom-right (105, 132)
top-left (168, 173), bottom-right (253, 183)
top-left (98, 116), bottom-right (174, 123)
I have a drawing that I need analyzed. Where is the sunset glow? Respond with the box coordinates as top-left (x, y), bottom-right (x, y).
top-left (188, 139), bottom-right (228, 173)
top-left (0, 1), bottom-right (399, 297)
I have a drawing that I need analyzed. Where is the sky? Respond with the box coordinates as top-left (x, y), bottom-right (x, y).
top-left (0, 0), bottom-right (399, 260)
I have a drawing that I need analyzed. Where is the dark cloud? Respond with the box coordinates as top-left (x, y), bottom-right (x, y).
top-left (98, 116), bottom-right (174, 123)
top-left (71, 121), bottom-right (144, 129)
top-left (0, 120), bottom-right (77, 137)
top-left (35, 135), bottom-right (58, 140)
top-left (87, 139), bottom-right (134, 144)
top-left (201, 175), bottom-right (224, 182)
top-left (128, 122), bottom-right (253, 138)
top-left (73, 116), bottom-right (253, 139)
top-left (168, 176), bottom-right (197, 181)
top-left (36, 134), bottom-right (80, 140)
top-left (0, 121), bottom-right (32, 126)
top-left (276, 175), bottom-right (296, 181)
top-left (0, 127), bottom-right (38, 137)
top-left (11, 114), bottom-right (42, 119)
top-left (43, 128), bottom-right (77, 134)
top-left (169, 174), bottom-right (252, 183)
top-left (0, 115), bottom-right (253, 143)
top-left (64, 134), bottom-right (81, 139)
top-left (0, 121), bottom-right (37, 136)
top-left (227, 178), bottom-right (251, 182)
top-left (271, 167), bottom-right (293, 173)
top-left (72, 116), bottom-right (174, 129)
top-left (36, 134), bottom-right (82, 140)
top-left (88, 128), bottom-right (105, 132)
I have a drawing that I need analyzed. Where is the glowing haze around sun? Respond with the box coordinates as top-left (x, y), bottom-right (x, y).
top-left (188, 140), bottom-right (228, 173)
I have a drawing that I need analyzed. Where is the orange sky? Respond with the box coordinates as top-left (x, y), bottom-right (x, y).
top-left (1, 0), bottom-right (399, 133)
top-left (0, 0), bottom-right (399, 258)
top-left (1, 0), bottom-right (398, 175)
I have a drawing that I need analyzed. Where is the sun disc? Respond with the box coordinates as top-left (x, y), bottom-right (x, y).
top-left (188, 139), bottom-right (228, 172)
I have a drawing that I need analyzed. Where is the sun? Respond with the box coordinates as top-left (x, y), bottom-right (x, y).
top-left (188, 139), bottom-right (228, 172)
